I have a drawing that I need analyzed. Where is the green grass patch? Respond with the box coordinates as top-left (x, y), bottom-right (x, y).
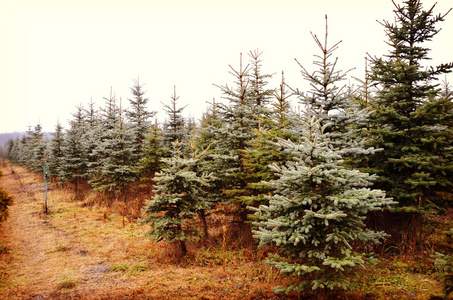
top-left (45, 244), bottom-right (69, 254)
top-left (131, 264), bottom-right (147, 272)
top-left (111, 263), bottom-right (130, 272)
top-left (111, 263), bottom-right (147, 274)
top-left (57, 278), bottom-right (78, 289)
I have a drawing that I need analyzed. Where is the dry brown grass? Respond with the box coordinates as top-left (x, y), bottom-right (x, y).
top-left (0, 164), bottom-right (449, 299)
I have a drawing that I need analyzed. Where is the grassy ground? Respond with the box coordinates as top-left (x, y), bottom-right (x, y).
top-left (0, 164), bottom-right (451, 299)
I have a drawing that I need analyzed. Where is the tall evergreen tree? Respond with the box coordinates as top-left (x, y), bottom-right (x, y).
top-left (60, 106), bottom-right (88, 194)
top-left (29, 123), bottom-right (47, 173)
top-left (197, 99), bottom-right (224, 159)
top-left (126, 78), bottom-right (156, 163)
top-left (247, 49), bottom-right (273, 108)
top-left (195, 99), bottom-right (225, 218)
top-left (137, 120), bottom-right (166, 188)
top-left (252, 111), bottom-right (395, 294)
top-left (84, 98), bottom-right (101, 177)
top-left (18, 126), bottom-right (33, 166)
top-left (89, 92), bottom-right (136, 195)
top-left (4, 139), bottom-right (15, 160)
top-left (187, 131), bottom-right (218, 240)
top-left (368, 0), bottom-right (453, 209)
top-left (214, 52), bottom-right (272, 221)
top-left (294, 15), bottom-right (372, 156)
top-left (48, 122), bottom-right (65, 181)
top-left (243, 72), bottom-right (295, 208)
top-left (9, 138), bottom-right (21, 168)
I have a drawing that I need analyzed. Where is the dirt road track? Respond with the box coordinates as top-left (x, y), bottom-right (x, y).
top-left (0, 167), bottom-right (143, 299)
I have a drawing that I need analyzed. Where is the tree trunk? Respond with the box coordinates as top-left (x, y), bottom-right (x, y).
top-left (179, 240), bottom-right (187, 257)
top-left (74, 178), bottom-right (78, 195)
top-left (198, 210), bottom-right (209, 241)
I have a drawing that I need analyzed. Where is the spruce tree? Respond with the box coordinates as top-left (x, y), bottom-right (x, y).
top-left (195, 99), bottom-right (225, 219)
top-left (89, 91), bottom-right (136, 195)
top-left (29, 123), bottom-right (47, 173)
top-left (294, 15), bottom-right (372, 156)
top-left (243, 72), bottom-right (295, 208)
top-left (140, 140), bottom-right (214, 256)
top-left (434, 228), bottom-right (453, 299)
top-left (60, 105), bottom-right (88, 194)
top-left (368, 0), bottom-right (453, 209)
top-left (137, 120), bottom-right (166, 188)
top-left (126, 78), bottom-right (156, 163)
top-left (214, 52), bottom-right (272, 221)
top-left (187, 131), bottom-right (218, 240)
top-left (252, 110), bottom-right (395, 294)
top-left (247, 49), bottom-right (273, 108)
top-left (4, 139), bottom-right (15, 161)
top-left (48, 122), bottom-right (65, 182)
top-left (84, 98), bottom-right (101, 178)
top-left (161, 86), bottom-right (188, 151)
top-left (18, 126), bottom-right (33, 166)
top-left (9, 138), bottom-right (21, 169)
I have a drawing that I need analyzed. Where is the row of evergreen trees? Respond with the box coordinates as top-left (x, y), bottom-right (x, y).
top-left (2, 0), bottom-right (452, 294)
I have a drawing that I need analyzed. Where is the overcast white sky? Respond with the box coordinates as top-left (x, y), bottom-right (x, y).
top-left (1, 0), bottom-right (452, 133)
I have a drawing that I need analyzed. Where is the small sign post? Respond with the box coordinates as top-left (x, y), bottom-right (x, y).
top-left (10, 153), bottom-right (14, 174)
top-left (43, 164), bottom-right (48, 214)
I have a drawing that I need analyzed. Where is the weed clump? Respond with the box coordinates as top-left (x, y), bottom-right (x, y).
top-left (0, 187), bottom-right (13, 223)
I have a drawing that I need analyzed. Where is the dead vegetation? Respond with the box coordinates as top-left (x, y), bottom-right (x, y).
top-left (0, 165), bottom-right (451, 299)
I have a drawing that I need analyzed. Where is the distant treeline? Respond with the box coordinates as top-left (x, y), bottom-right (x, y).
top-left (0, 132), bottom-right (25, 149)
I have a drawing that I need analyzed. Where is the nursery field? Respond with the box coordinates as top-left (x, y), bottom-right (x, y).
top-left (0, 165), bottom-right (451, 299)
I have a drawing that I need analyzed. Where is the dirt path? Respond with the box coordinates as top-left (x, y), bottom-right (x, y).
top-left (0, 166), bottom-right (146, 299)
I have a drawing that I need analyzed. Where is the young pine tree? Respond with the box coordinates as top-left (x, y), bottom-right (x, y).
top-left (368, 0), bottom-right (453, 209)
top-left (140, 140), bottom-right (214, 256)
top-left (252, 110), bottom-right (395, 294)
top-left (434, 228), bottom-right (453, 299)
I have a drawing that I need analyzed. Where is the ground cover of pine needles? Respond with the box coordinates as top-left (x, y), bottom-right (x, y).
top-left (0, 165), bottom-right (451, 299)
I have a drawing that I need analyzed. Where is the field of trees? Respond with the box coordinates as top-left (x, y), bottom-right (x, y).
top-left (1, 0), bottom-right (453, 299)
